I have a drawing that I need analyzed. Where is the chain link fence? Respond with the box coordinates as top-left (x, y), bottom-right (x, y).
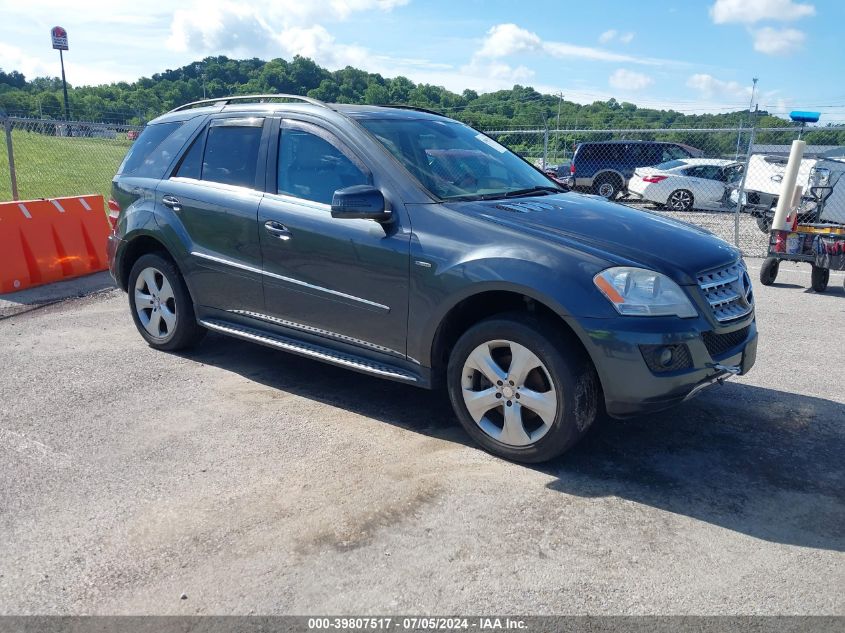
top-left (1, 116), bottom-right (141, 204)
top-left (486, 125), bottom-right (845, 257)
top-left (2, 115), bottom-right (844, 258)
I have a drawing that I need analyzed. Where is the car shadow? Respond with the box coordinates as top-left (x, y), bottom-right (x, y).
top-left (180, 334), bottom-right (845, 552)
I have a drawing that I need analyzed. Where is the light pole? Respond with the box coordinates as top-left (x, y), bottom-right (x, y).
top-left (735, 77), bottom-right (758, 160)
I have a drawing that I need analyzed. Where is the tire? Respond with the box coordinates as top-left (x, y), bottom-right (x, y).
top-left (128, 252), bottom-right (206, 351)
top-left (811, 265), bottom-right (829, 292)
top-left (592, 174), bottom-right (622, 200)
top-left (667, 189), bottom-right (694, 212)
top-left (756, 215), bottom-right (773, 233)
top-left (446, 315), bottom-right (600, 463)
top-left (759, 257), bottom-right (779, 286)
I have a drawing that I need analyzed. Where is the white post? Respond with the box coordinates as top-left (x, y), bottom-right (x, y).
top-left (771, 139), bottom-right (806, 231)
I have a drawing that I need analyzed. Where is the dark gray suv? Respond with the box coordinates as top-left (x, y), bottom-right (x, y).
top-left (107, 95), bottom-right (757, 463)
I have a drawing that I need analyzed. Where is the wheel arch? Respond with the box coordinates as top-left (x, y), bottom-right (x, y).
top-left (118, 232), bottom-right (177, 291)
top-left (428, 286), bottom-right (598, 390)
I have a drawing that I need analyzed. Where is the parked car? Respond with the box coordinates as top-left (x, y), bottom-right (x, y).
top-left (544, 161), bottom-right (572, 187)
top-left (729, 154), bottom-right (818, 232)
top-left (566, 140), bottom-right (704, 199)
top-left (627, 158), bottom-right (743, 211)
top-left (107, 95), bottom-right (757, 463)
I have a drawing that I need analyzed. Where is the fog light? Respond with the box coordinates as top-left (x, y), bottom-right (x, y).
top-left (658, 347), bottom-right (674, 367)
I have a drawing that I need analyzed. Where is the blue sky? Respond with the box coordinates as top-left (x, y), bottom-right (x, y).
top-left (1, 0), bottom-right (843, 119)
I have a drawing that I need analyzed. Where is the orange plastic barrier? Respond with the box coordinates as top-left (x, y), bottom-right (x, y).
top-left (0, 195), bottom-right (110, 293)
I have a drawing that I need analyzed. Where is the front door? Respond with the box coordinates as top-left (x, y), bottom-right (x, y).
top-left (257, 119), bottom-right (410, 359)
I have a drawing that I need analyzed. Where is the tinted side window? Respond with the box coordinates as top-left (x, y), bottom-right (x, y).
top-left (202, 123), bottom-right (263, 188)
top-left (174, 133), bottom-right (204, 180)
top-left (278, 127), bottom-right (367, 204)
top-left (118, 121), bottom-right (183, 176)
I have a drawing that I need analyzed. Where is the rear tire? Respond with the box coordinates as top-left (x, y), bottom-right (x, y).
top-left (811, 265), bottom-right (829, 292)
top-left (593, 174), bottom-right (622, 200)
top-left (128, 253), bottom-right (206, 351)
top-left (759, 257), bottom-right (779, 286)
top-left (447, 315), bottom-right (599, 463)
top-left (756, 215), bottom-right (773, 233)
top-left (667, 189), bottom-right (694, 212)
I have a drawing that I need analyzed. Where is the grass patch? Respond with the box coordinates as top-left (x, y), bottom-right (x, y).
top-left (0, 129), bottom-right (132, 203)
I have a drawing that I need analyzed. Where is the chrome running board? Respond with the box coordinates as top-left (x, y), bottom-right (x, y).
top-left (199, 318), bottom-right (419, 383)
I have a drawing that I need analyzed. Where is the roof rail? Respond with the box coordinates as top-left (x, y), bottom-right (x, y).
top-left (168, 94), bottom-right (330, 114)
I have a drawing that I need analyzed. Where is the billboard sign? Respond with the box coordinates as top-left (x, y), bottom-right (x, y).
top-left (51, 26), bottom-right (69, 51)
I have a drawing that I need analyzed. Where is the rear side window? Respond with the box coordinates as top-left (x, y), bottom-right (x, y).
top-left (117, 121), bottom-right (184, 177)
top-left (202, 123), bottom-right (263, 188)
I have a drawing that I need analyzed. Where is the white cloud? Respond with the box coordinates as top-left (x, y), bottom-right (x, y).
top-left (167, 0), bottom-right (408, 64)
top-left (686, 73), bottom-right (755, 102)
top-left (598, 29), bottom-right (617, 44)
top-left (618, 32), bottom-right (635, 44)
top-left (751, 26), bottom-right (806, 55)
top-left (476, 23), bottom-right (669, 66)
top-left (608, 68), bottom-right (653, 91)
top-left (710, 0), bottom-right (815, 24)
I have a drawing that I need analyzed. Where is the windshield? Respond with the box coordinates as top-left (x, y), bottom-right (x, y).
top-left (358, 117), bottom-right (557, 200)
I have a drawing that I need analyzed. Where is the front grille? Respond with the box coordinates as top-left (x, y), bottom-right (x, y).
top-left (697, 261), bottom-right (754, 323)
top-left (702, 326), bottom-right (750, 359)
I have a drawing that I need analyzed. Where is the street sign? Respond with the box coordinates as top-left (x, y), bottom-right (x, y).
top-left (51, 26), bottom-right (69, 51)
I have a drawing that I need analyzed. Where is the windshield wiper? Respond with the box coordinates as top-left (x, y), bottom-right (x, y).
top-left (500, 186), bottom-right (561, 198)
top-left (446, 186), bottom-right (562, 202)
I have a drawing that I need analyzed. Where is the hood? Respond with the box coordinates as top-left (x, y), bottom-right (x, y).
top-left (455, 193), bottom-right (740, 284)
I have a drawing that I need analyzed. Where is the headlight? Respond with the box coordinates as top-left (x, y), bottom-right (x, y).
top-left (594, 267), bottom-right (698, 318)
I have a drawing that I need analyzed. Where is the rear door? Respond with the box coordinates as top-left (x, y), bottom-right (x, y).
top-left (257, 118), bottom-right (410, 359)
top-left (160, 115), bottom-right (270, 311)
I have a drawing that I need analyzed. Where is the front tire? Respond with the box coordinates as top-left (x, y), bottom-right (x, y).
top-left (447, 315), bottom-right (599, 463)
top-left (759, 257), bottom-right (779, 286)
top-left (128, 253), bottom-right (205, 351)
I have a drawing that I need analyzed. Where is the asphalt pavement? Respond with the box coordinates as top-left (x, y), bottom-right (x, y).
top-left (1, 260), bottom-right (842, 614)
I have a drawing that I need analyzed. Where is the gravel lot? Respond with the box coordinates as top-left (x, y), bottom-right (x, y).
top-left (1, 261), bottom-right (843, 615)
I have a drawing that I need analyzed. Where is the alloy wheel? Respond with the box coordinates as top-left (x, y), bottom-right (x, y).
top-left (460, 339), bottom-right (558, 447)
top-left (668, 190), bottom-right (693, 211)
top-left (134, 266), bottom-right (177, 339)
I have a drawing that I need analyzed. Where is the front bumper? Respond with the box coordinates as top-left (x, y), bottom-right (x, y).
top-left (575, 315), bottom-right (757, 418)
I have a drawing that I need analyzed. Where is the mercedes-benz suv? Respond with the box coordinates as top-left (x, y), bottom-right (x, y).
top-left (107, 95), bottom-right (757, 463)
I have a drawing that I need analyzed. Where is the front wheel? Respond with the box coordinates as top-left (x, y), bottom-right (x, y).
top-left (128, 253), bottom-right (206, 351)
top-left (447, 316), bottom-right (599, 463)
top-left (811, 265), bottom-right (829, 292)
top-left (759, 257), bottom-right (779, 286)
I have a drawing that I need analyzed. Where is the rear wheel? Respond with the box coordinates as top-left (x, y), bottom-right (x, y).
top-left (447, 315), bottom-right (599, 463)
top-left (593, 174), bottom-right (622, 200)
top-left (667, 189), bottom-right (694, 212)
top-left (128, 253), bottom-right (205, 351)
top-left (811, 265), bottom-right (829, 292)
top-left (759, 257), bottom-right (779, 286)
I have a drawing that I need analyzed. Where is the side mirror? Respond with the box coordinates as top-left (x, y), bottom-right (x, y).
top-left (331, 185), bottom-right (392, 223)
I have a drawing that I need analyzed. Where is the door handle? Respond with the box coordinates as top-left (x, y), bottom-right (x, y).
top-left (162, 195), bottom-right (182, 212)
top-left (264, 220), bottom-right (292, 241)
